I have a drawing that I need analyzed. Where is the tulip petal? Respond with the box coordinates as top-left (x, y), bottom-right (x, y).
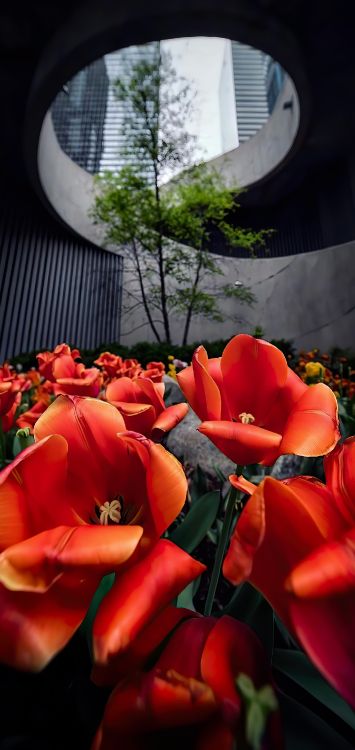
top-left (106, 377), bottom-right (140, 404)
top-left (135, 377), bottom-right (165, 413)
top-left (52, 354), bottom-right (76, 379)
top-left (151, 403), bottom-right (188, 441)
top-left (198, 421), bottom-right (282, 466)
top-left (263, 369), bottom-right (307, 433)
top-left (112, 402), bottom-right (156, 436)
top-left (93, 540), bottom-right (206, 664)
top-left (177, 364), bottom-right (200, 417)
top-left (287, 528), bottom-right (355, 597)
top-left (324, 437), bottom-right (355, 525)
top-left (223, 477), bottom-right (342, 628)
top-left (0, 524), bottom-right (143, 592)
top-left (290, 594), bottom-right (355, 709)
top-left (92, 606), bottom-right (196, 686)
top-left (0, 574), bottom-right (98, 671)
top-left (144, 441), bottom-right (187, 537)
top-left (201, 616), bottom-right (277, 727)
top-left (34, 395), bottom-right (126, 516)
top-left (229, 474), bottom-right (256, 496)
top-left (281, 383), bottom-right (340, 456)
top-left (221, 335), bottom-right (288, 424)
top-left (191, 346), bottom-right (222, 420)
top-left (0, 435), bottom-right (73, 550)
top-left (156, 617), bottom-right (215, 678)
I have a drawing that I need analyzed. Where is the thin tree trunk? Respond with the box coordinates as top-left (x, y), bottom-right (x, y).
top-left (132, 241), bottom-right (162, 342)
top-left (181, 253), bottom-right (203, 346)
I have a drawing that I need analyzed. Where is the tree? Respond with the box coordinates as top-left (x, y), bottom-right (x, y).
top-left (92, 43), bottom-right (268, 345)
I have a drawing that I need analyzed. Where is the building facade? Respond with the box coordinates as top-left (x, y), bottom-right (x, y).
top-left (51, 42), bottom-right (159, 176)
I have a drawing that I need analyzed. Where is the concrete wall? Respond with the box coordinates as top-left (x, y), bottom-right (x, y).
top-left (37, 110), bottom-right (355, 352)
top-left (119, 242), bottom-right (355, 351)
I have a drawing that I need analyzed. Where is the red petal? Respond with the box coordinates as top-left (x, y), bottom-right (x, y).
top-left (0, 524), bottom-right (143, 592)
top-left (52, 354), bottom-right (76, 379)
top-left (135, 377), bottom-right (165, 413)
top-left (177, 365), bottom-right (199, 416)
top-left (0, 574), bottom-right (98, 671)
top-left (92, 606), bottom-right (196, 686)
top-left (156, 617), bottom-right (215, 678)
top-left (223, 477), bottom-right (343, 629)
top-left (264, 369), bottom-right (307, 433)
top-left (281, 383), bottom-right (340, 456)
top-left (287, 528), bottom-right (355, 597)
top-left (112, 402), bottom-right (156, 436)
top-left (198, 421), bottom-right (282, 466)
top-left (229, 474), bottom-right (256, 496)
top-left (324, 437), bottom-right (355, 525)
top-left (290, 594), bottom-right (355, 709)
top-left (151, 403), bottom-right (188, 441)
top-left (221, 335), bottom-right (288, 424)
top-left (93, 540), bottom-right (206, 664)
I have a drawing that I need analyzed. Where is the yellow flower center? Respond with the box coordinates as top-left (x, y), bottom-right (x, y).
top-left (239, 412), bottom-right (255, 425)
top-left (99, 499), bottom-right (122, 525)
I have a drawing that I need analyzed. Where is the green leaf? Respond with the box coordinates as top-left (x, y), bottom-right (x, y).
top-left (176, 576), bottom-right (201, 611)
top-left (278, 692), bottom-right (354, 749)
top-left (80, 573), bottom-right (115, 655)
top-left (169, 490), bottom-right (220, 553)
top-left (273, 649), bottom-right (355, 731)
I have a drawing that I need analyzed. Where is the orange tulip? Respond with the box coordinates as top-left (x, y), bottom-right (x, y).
top-left (0, 395), bottom-right (197, 671)
top-left (0, 364), bottom-right (31, 418)
top-left (106, 376), bottom-right (188, 441)
top-left (177, 334), bottom-right (340, 466)
top-left (223, 437), bottom-right (355, 707)
top-left (92, 612), bottom-right (282, 750)
top-left (16, 400), bottom-right (48, 432)
top-left (37, 343), bottom-right (101, 397)
top-left (95, 352), bottom-right (143, 382)
top-left (139, 360), bottom-right (166, 383)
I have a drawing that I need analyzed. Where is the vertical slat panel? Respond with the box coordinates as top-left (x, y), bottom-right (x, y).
top-left (0, 198), bottom-right (123, 361)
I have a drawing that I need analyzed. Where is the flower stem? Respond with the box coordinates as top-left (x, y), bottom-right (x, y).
top-left (204, 482), bottom-right (239, 617)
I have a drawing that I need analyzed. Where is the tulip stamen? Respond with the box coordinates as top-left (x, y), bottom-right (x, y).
top-left (239, 412), bottom-right (255, 425)
top-left (99, 499), bottom-right (122, 525)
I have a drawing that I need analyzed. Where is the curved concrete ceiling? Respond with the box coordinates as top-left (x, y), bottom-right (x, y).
top-left (24, 0), bottom-right (310, 240)
top-left (37, 57), bottom-right (300, 245)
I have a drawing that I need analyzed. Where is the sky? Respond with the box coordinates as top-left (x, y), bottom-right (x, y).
top-left (162, 37), bottom-right (228, 162)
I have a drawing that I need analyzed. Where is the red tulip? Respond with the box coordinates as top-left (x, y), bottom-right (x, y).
top-left (92, 612), bottom-right (282, 750)
top-left (37, 343), bottom-right (80, 381)
top-left (0, 364), bottom-right (31, 418)
top-left (177, 334), bottom-right (340, 466)
top-left (106, 376), bottom-right (188, 441)
top-left (223, 437), bottom-right (355, 707)
top-left (95, 352), bottom-right (143, 382)
top-left (2, 393), bottom-right (21, 432)
top-left (0, 395), bottom-right (197, 671)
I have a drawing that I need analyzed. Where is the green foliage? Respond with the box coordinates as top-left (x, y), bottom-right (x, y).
top-left (169, 490), bottom-right (221, 554)
top-left (91, 46), bottom-right (265, 344)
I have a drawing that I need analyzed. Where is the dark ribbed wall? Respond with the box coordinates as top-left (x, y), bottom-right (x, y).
top-left (0, 198), bottom-right (123, 361)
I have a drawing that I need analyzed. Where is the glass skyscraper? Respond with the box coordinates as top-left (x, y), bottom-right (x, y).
top-left (51, 42), bottom-right (159, 177)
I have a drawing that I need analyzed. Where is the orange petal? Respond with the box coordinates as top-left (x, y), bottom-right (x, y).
top-left (112, 402), bottom-right (156, 436)
top-left (324, 437), bottom-right (355, 525)
top-left (151, 403), bottom-right (188, 441)
top-left (228, 474), bottom-right (256, 496)
top-left (263, 369), bottom-right (307, 433)
top-left (106, 377), bottom-right (140, 404)
top-left (93, 540), bottom-right (206, 664)
top-left (0, 435), bottom-right (72, 550)
top-left (198, 421), bottom-right (282, 466)
top-left (52, 354), bottom-right (76, 380)
top-left (177, 365), bottom-right (199, 416)
top-left (191, 346), bottom-right (221, 420)
top-left (0, 524), bottom-right (143, 592)
top-left (135, 377), bottom-right (165, 413)
top-left (34, 396), bottom-right (126, 514)
top-left (0, 574), bottom-right (98, 671)
top-left (221, 335), bottom-right (288, 424)
top-left (281, 383), bottom-right (340, 456)
top-left (145, 442), bottom-right (187, 537)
